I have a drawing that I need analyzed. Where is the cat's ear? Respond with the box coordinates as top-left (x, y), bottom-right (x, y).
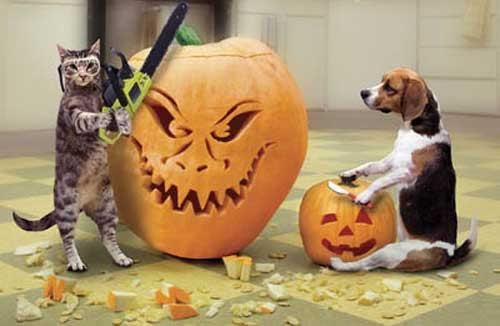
top-left (57, 44), bottom-right (69, 59)
top-left (89, 39), bottom-right (100, 56)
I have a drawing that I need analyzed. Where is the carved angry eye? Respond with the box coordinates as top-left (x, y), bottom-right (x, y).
top-left (355, 209), bottom-right (372, 225)
top-left (151, 106), bottom-right (192, 138)
top-left (147, 91), bottom-right (192, 138)
top-left (211, 100), bottom-right (260, 142)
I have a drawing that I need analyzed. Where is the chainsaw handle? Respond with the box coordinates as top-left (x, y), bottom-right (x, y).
top-left (98, 106), bottom-right (122, 145)
top-left (103, 65), bottom-right (128, 107)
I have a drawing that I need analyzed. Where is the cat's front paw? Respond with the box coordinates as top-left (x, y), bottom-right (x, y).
top-left (97, 113), bottom-right (113, 129)
top-left (113, 108), bottom-right (131, 136)
top-left (114, 254), bottom-right (134, 268)
top-left (67, 259), bottom-right (87, 272)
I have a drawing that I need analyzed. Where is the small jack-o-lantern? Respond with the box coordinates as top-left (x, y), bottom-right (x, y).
top-left (108, 38), bottom-right (308, 259)
top-left (299, 178), bottom-right (396, 265)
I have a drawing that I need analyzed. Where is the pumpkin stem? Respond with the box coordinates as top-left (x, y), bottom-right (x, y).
top-left (175, 25), bottom-right (203, 45)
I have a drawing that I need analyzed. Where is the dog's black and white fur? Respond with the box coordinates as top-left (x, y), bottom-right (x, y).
top-left (331, 67), bottom-right (477, 272)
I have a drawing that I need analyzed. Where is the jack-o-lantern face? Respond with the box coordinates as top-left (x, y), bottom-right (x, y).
top-left (133, 90), bottom-right (274, 214)
top-left (320, 209), bottom-right (377, 258)
top-left (299, 179), bottom-right (396, 265)
top-left (108, 38), bottom-right (308, 259)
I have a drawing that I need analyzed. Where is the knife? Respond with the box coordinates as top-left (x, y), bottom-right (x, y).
top-left (327, 181), bottom-right (374, 209)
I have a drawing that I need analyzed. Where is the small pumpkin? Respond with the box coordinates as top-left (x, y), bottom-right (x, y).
top-left (299, 178), bottom-right (396, 265)
top-left (108, 38), bottom-right (308, 259)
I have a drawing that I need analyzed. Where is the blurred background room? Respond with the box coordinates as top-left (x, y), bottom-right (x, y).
top-left (0, 1), bottom-right (499, 324)
top-left (0, 0), bottom-right (499, 155)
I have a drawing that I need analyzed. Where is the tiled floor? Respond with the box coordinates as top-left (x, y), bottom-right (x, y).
top-left (0, 128), bottom-right (499, 325)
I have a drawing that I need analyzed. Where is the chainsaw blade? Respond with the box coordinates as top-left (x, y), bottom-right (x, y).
top-left (140, 2), bottom-right (188, 77)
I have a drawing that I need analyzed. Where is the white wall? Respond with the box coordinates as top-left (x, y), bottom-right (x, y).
top-left (234, 0), bottom-right (329, 110)
top-left (419, 0), bottom-right (498, 115)
top-left (328, 0), bottom-right (500, 116)
top-left (1, 0), bottom-right (498, 134)
top-left (0, 0), bottom-right (7, 130)
top-left (328, 0), bottom-right (418, 111)
top-left (498, 0), bottom-right (500, 113)
top-left (0, 0), bottom-right (87, 132)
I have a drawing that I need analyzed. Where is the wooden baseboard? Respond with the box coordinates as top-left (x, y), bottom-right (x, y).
top-left (1, 111), bottom-right (498, 157)
top-left (0, 129), bottom-right (55, 157)
top-left (308, 110), bottom-right (500, 138)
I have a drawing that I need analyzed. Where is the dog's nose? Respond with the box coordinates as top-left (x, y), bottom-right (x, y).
top-left (360, 89), bottom-right (370, 99)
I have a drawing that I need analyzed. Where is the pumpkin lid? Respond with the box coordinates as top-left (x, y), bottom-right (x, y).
top-left (129, 37), bottom-right (273, 69)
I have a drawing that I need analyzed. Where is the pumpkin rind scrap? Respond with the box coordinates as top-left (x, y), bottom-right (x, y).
top-left (299, 178), bottom-right (397, 265)
top-left (108, 38), bottom-right (308, 259)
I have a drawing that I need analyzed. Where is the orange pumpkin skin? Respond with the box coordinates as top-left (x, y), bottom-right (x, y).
top-left (299, 178), bottom-right (397, 265)
top-left (108, 38), bottom-right (308, 259)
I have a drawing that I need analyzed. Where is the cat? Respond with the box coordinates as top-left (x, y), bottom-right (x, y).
top-left (12, 39), bottom-right (134, 272)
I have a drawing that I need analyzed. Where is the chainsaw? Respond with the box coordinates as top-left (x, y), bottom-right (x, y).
top-left (99, 2), bottom-right (188, 144)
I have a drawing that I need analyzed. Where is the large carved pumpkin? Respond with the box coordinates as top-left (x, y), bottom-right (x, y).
top-left (108, 38), bottom-right (308, 259)
top-left (299, 178), bottom-right (396, 265)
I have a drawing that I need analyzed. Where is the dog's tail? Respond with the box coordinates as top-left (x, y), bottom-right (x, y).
top-left (447, 218), bottom-right (478, 266)
top-left (12, 211), bottom-right (56, 231)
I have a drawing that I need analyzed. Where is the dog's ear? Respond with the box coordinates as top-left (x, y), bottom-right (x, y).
top-left (402, 78), bottom-right (427, 121)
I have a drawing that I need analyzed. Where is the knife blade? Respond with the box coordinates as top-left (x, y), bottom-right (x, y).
top-left (327, 181), bottom-right (374, 209)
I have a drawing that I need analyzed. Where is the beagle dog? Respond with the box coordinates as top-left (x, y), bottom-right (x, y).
top-left (331, 67), bottom-right (477, 272)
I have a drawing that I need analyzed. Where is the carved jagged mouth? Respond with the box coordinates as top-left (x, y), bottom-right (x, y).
top-left (131, 138), bottom-right (275, 215)
top-left (321, 238), bottom-right (376, 257)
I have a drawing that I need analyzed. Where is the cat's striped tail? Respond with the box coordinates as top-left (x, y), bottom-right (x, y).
top-left (12, 211), bottom-right (56, 231)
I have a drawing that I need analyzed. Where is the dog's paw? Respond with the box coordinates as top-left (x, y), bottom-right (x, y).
top-left (331, 257), bottom-right (360, 272)
top-left (340, 170), bottom-right (359, 183)
top-left (67, 260), bottom-right (87, 272)
top-left (331, 257), bottom-right (347, 270)
top-left (340, 169), bottom-right (357, 178)
top-left (355, 190), bottom-right (373, 206)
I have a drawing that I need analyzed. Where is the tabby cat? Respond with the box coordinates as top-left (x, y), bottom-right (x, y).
top-left (13, 39), bottom-right (134, 271)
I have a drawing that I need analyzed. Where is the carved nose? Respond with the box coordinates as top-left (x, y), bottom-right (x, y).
top-left (339, 226), bottom-right (354, 236)
top-left (360, 89), bottom-right (370, 99)
top-left (174, 161), bottom-right (186, 170)
top-left (174, 161), bottom-right (209, 172)
top-left (196, 164), bottom-right (208, 172)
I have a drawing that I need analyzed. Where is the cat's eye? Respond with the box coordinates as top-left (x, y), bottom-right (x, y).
top-left (64, 63), bottom-right (78, 75)
top-left (87, 62), bottom-right (99, 73)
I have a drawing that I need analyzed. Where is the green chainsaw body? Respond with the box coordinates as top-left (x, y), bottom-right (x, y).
top-left (98, 71), bottom-right (152, 144)
top-left (98, 2), bottom-right (188, 145)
